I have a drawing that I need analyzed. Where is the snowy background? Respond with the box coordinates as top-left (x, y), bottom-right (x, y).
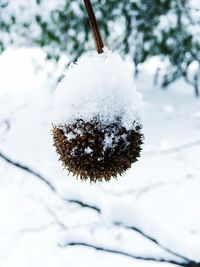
top-left (0, 46), bottom-right (200, 267)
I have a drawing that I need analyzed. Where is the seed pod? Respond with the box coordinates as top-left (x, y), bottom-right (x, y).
top-left (52, 117), bottom-right (143, 182)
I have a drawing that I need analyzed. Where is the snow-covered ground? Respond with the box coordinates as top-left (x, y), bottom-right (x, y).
top-left (0, 48), bottom-right (200, 267)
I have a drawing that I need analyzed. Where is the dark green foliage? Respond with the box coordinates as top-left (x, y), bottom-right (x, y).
top-left (1, 0), bottom-right (200, 95)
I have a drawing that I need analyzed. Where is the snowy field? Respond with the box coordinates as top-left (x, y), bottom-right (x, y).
top-left (0, 48), bottom-right (200, 267)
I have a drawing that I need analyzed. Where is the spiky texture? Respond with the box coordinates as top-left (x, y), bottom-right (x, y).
top-left (52, 118), bottom-right (143, 182)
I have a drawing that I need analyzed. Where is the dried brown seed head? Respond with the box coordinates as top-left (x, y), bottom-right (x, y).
top-left (52, 117), bottom-right (144, 182)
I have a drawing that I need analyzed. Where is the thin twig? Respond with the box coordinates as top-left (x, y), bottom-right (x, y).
top-left (83, 0), bottom-right (104, 53)
top-left (0, 150), bottom-right (56, 192)
top-left (60, 242), bottom-right (189, 266)
top-left (145, 139), bottom-right (200, 156)
top-left (19, 222), bottom-right (55, 233)
top-left (66, 198), bottom-right (101, 213)
top-left (114, 222), bottom-right (193, 263)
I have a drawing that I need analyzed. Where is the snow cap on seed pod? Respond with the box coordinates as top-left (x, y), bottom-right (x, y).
top-left (52, 48), bottom-right (144, 182)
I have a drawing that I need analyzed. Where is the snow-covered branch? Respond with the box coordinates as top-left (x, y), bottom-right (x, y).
top-left (59, 241), bottom-right (190, 267)
top-left (113, 222), bottom-right (193, 263)
top-left (64, 198), bottom-right (101, 213)
top-left (145, 139), bottom-right (200, 156)
top-left (0, 149), bottom-right (56, 192)
top-left (0, 150), bottom-right (199, 266)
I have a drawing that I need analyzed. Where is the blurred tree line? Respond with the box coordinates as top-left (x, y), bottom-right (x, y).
top-left (0, 0), bottom-right (200, 96)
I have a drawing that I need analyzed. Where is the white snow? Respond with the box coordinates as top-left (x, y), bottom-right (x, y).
top-left (0, 47), bottom-right (200, 267)
top-left (84, 147), bottom-right (93, 154)
top-left (53, 48), bottom-right (144, 129)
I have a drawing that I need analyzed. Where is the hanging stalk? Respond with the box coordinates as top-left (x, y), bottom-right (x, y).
top-left (83, 0), bottom-right (104, 53)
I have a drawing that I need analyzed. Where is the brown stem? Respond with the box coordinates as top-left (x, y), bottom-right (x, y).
top-left (83, 0), bottom-right (104, 54)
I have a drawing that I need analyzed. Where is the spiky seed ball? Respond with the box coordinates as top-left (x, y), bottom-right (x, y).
top-left (52, 49), bottom-right (145, 182)
top-left (52, 117), bottom-right (143, 182)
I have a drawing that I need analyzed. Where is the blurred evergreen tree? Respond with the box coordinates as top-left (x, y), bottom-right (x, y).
top-left (0, 0), bottom-right (200, 96)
